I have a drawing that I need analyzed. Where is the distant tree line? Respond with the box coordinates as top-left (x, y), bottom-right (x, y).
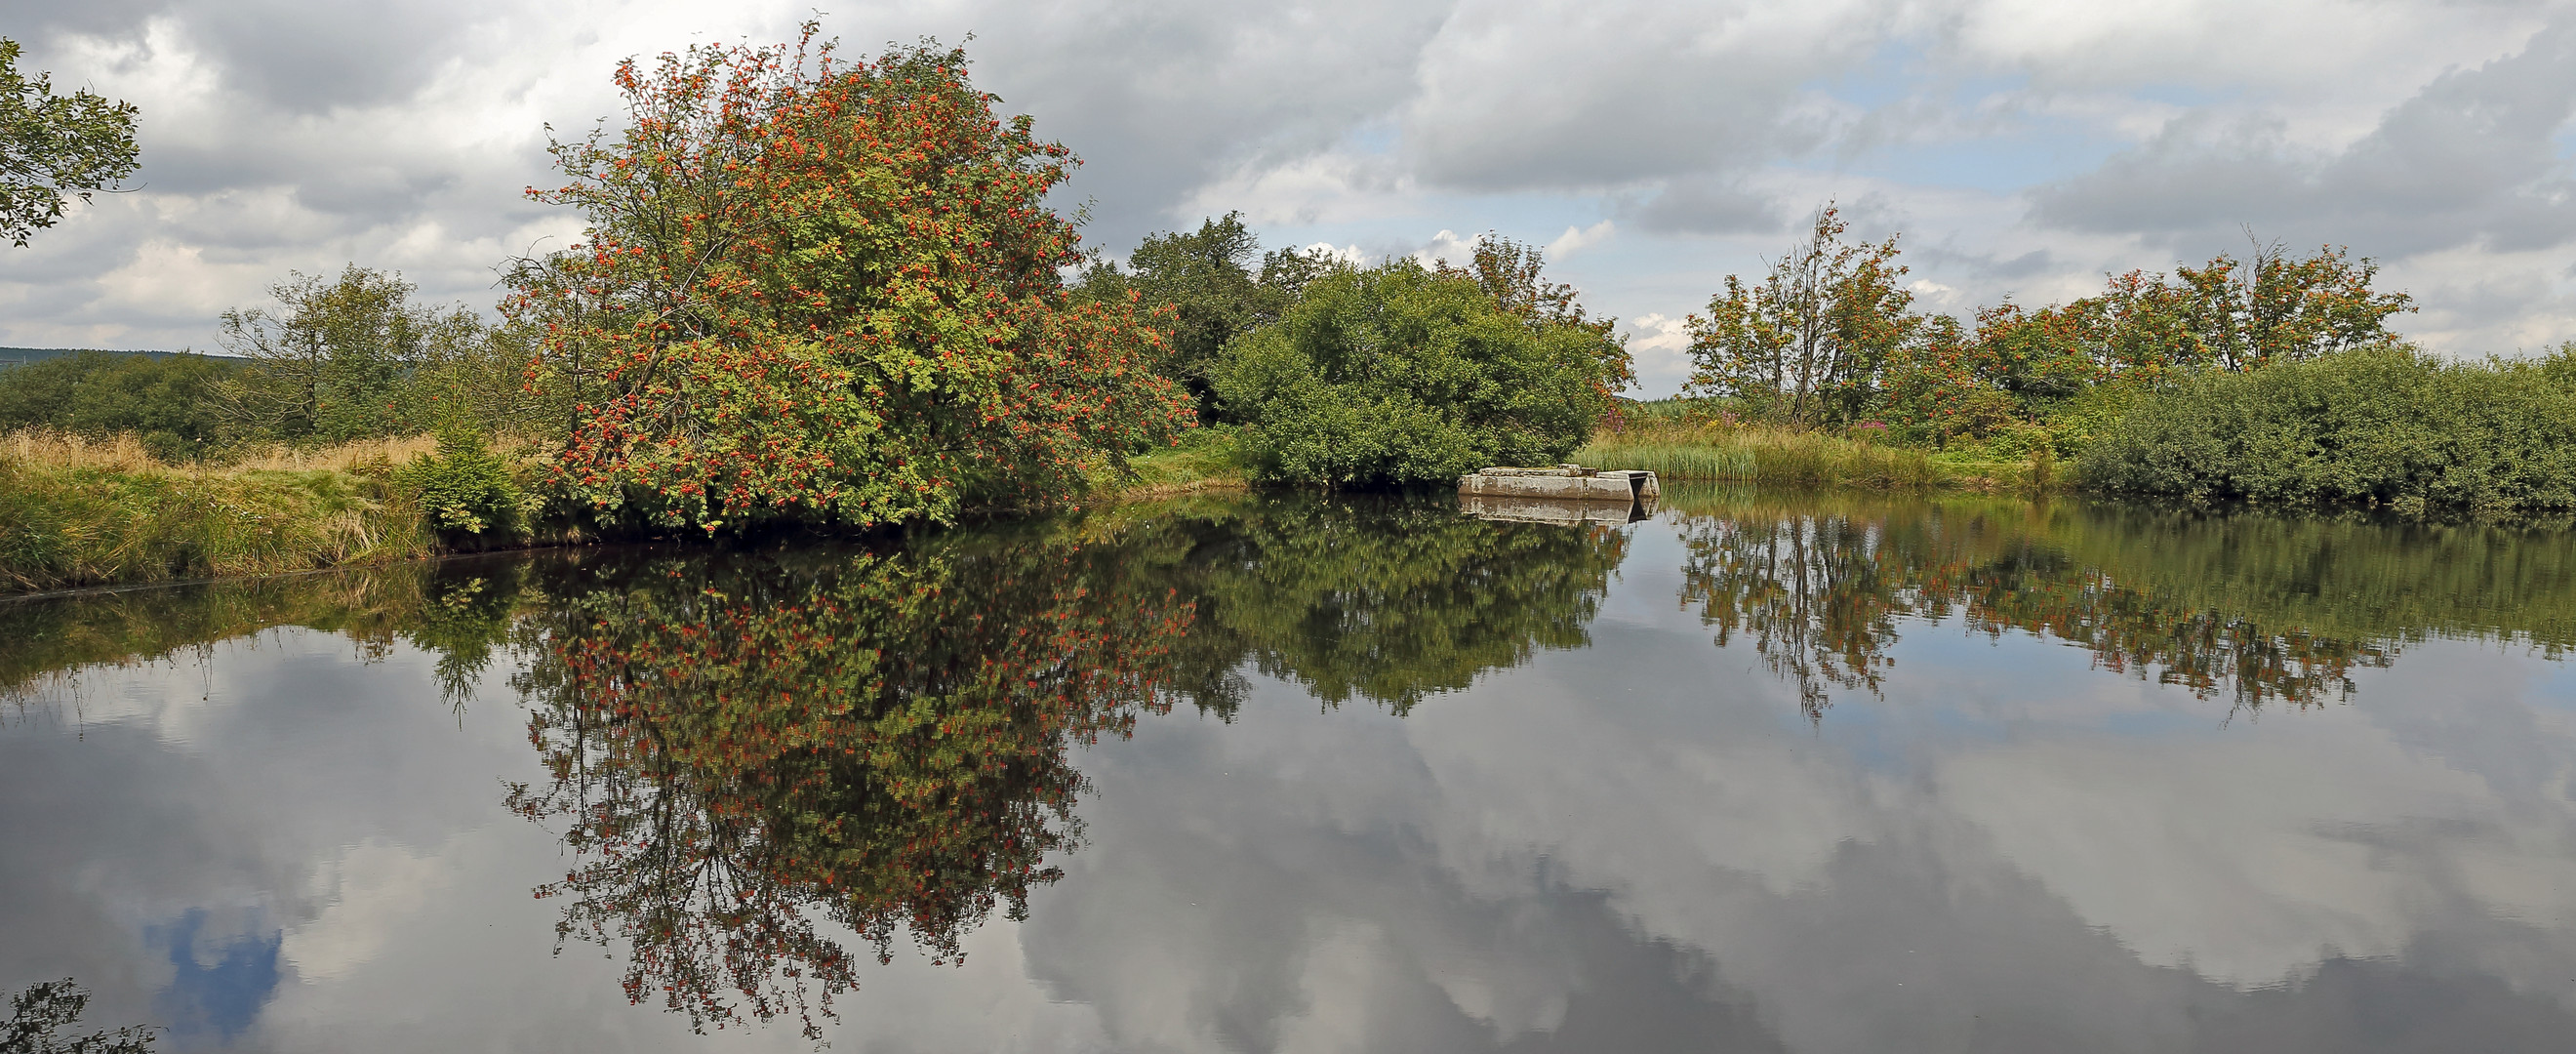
top-left (1683, 204), bottom-right (2419, 449)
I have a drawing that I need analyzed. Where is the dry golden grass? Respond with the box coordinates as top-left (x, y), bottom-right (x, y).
top-left (228, 434), bottom-right (442, 471)
top-left (1, 430), bottom-right (164, 472)
top-left (0, 429), bottom-right (445, 474)
top-left (0, 429), bottom-right (475, 594)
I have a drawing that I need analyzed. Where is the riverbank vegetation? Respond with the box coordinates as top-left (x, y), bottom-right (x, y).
top-left (0, 431), bottom-right (433, 592)
top-left (6, 26), bottom-right (2572, 595)
top-left (1216, 251), bottom-right (1626, 487)
top-left (2082, 345), bottom-right (2576, 515)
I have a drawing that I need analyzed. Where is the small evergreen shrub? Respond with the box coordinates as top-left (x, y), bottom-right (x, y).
top-left (394, 428), bottom-right (524, 539)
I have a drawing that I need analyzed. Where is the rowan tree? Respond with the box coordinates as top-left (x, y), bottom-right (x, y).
top-left (509, 26), bottom-right (1193, 532)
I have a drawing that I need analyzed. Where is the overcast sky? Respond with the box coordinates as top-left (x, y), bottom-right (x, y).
top-left (5, 0), bottom-right (2574, 396)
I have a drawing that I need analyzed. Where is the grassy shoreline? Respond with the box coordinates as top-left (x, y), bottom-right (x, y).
top-left (1576, 424), bottom-right (2058, 491)
top-left (0, 432), bottom-right (438, 594)
top-left (0, 422), bottom-right (2067, 596)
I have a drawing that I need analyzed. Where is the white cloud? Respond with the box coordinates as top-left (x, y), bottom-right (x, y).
top-left (1545, 220), bottom-right (1615, 258)
top-left (1623, 311), bottom-right (1695, 393)
top-left (2, 0), bottom-right (2572, 365)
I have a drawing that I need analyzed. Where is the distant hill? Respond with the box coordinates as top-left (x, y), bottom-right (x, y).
top-left (0, 347), bottom-right (251, 369)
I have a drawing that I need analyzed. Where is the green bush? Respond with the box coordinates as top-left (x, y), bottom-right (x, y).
top-left (2081, 346), bottom-right (2576, 515)
top-left (393, 428), bottom-right (525, 539)
top-left (2035, 381), bottom-right (2141, 462)
top-left (1214, 263), bottom-right (1619, 487)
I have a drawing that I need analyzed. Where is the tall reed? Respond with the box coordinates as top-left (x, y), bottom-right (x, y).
top-left (1576, 424), bottom-right (1942, 488)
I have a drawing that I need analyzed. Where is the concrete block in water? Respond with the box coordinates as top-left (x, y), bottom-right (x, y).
top-left (1457, 465), bottom-right (1660, 502)
top-left (1462, 494), bottom-right (1656, 525)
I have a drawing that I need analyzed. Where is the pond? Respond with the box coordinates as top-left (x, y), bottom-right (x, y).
top-left (5, 488), bottom-right (2575, 1052)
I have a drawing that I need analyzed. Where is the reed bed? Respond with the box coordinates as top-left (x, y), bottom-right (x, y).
top-left (1576, 424), bottom-right (1947, 488)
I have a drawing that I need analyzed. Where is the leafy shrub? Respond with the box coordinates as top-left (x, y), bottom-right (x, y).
top-left (2081, 346), bottom-right (2576, 515)
top-left (393, 428), bottom-right (524, 539)
top-left (1215, 263), bottom-right (1619, 487)
top-left (2035, 381), bottom-right (2141, 462)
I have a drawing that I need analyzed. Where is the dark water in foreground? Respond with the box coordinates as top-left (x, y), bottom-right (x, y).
top-left (5, 488), bottom-right (2576, 1053)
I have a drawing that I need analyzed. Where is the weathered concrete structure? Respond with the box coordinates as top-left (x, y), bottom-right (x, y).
top-left (1462, 494), bottom-right (1656, 525)
top-left (1457, 465), bottom-right (1660, 502)
top-left (1458, 466), bottom-right (1660, 526)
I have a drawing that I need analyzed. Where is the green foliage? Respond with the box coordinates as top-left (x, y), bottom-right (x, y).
top-left (1678, 205), bottom-right (2420, 456)
top-left (1685, 204), bottom-right (1913, 427)
top-left (509, 28), bottom-right (1189, 533)
top-left (0, 351), bottom-right (239, 460)
top-left (1090, 422), bottom-right (1247, 493)
top-left (0, 39), bottom-right (140, 247)
top-left (1067, 212), bottom-right (1334, 420)
top-left (2, 979), bottom-right (156, 1054)
top-left (1216, 262), bottom-right (1619, 487)
top-left (1430, 234), bottom-right (1635, 391)
top-left (2034, 380), bottom-right (2141, 462)
top-left (2080, 346), bottom-right (2576, 515)
top-left (216, 264), bottom-right (497, 443)
top-left (392, 427), bottom-right (525, 539)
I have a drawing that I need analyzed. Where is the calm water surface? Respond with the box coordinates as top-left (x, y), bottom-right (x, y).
top-left (5, 489), bottom-right (2575, 1052)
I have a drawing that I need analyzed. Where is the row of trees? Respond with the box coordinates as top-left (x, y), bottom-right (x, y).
top-left (0, 265), bottom-right (536, 461)
top-left (1684, 205), bottom-right (2420, 447)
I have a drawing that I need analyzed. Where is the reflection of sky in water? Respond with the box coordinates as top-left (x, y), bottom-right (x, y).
top-left (1, 503), bottom-right (2573, 1052)
top-left (150, 911), bottom-right (281, 1045)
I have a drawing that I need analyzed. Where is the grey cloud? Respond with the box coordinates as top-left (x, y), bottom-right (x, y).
top-left (1621, 175), bottom-right (1785, 234)
top-left (0, 0), bottom-right (173, 44)
top-left (2030, 20), bottom-right (2576, 258)
top-left (966, 0), bottom-right (1450, 243)
top-left (179, 0), bottom-right (488, 114)
top-left (1399, 1), bottom-right (1876, 193)
top-left (5, 0), bottom-right (2572, 357)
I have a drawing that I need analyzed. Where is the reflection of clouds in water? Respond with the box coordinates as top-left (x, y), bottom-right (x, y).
top-left (1005, 519), bottom-right (2576, 1051)
top-left (1026, 693), bottom-right (1791, 1052)
top-left (277, 839), bottom-right (454, 984)
top-left (0, 629), bottom-right (529, 1048)
top-left (6, 507), bottom-right (2576, 1051)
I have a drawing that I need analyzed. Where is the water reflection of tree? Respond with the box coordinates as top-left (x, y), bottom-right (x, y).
top-left (2, 979), bottom-right (156, 1053)
top-left (1180, 495), bottom-right (1631, 714)
top-left (1668, 494), bottom-right (2531, 718)
top-left (503, 541), bottom-right (1194, 1040)
top-left (0, 560), bottom-right (522, 712)
top-left (1678, 513), bottom-right (1909, 718)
